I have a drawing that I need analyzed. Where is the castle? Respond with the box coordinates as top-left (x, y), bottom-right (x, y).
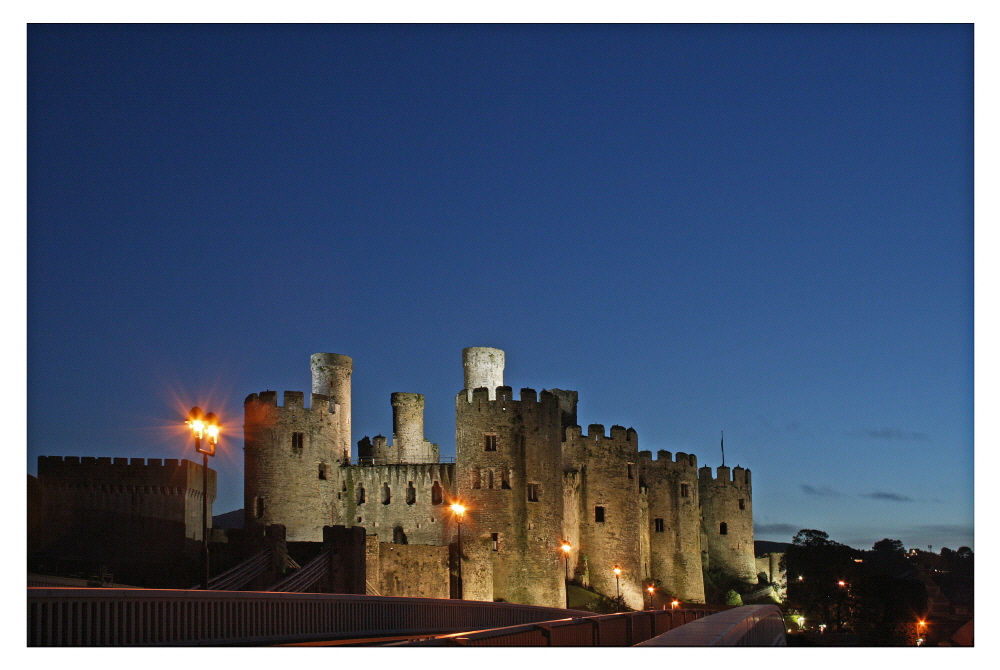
top-left (244, 347), bottom-right (758, 609)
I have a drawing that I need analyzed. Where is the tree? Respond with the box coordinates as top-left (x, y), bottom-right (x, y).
top-left (724, 589), bottom-right (744, 606)
top-left (793, 529), bottom-right (837, 547)
top-left (872, 538), bottom-right (905, 556)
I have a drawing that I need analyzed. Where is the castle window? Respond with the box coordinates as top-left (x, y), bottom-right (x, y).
top-left (472, 470), bottom-right (481, 489)
top-left (431, 481), bottom-right (443, 505)
top-left (484, 433), bottom-right (497, 451)
top-left (739, 499), bottom-right (745, 510)
top-left (291, 432), bottom-right (304, 451)
top-left (720, 522), bottom-right (728, 535)
top-left (627, 463), bottom-right (634, 480)
top-left (393, 526), bottom-right (408, 545)
top-left (318, 463), bottom-right (328, 480)
top-left (680, 483), bottom-right (689, 498)
top-left (654, 518), bottom-right (665, 533)
top-left (527, 483), bottom-right (539, 502)
top-left (381, 482), bottom-right (391, 505)
top-left (500, 467), bottom-right (511, 489)
top-left (487, 469), bottom-right (495, 489)
top-left (255, 496), bottom-right (265, 518)
top-left (595, 506), bottom-right (605, 523)
top-left (406, 482), bottom-right (416, 505)
top-left (491, 533), bottom-right (499, 552)
top-left (357, 484), bottom-right (366, 505)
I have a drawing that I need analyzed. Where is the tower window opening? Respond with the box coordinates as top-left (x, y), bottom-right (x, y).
top-left (484, 433), bottom-right (497, 451)
top-left (720, 522), bottom-right (728, 535)
top-left (654, 518), bottom-right (665, 533)
top-left (527, 483), bottom-right (540, 502)
top-left (595, 506), bottom-right (605, 523)
top-left (627, 463), bottom-right (634, 479)
top-left (472, 469), bottom-right (481, 489)
top-left (406, 481), bottom-right (416, 505)
top-left (491, 532), bottom-right (499, 551)
top-left (500, 467), bottom-right (511, 489)
top-left (291, 432), bottom-right (304, 451)
top-left (431, 481), bottom-right (443, 505)
top-left (357, 484), bottom-right (366, 505)
top-left (680, 483), bottom-right (690, 498)
top-left (487, 469), bottom-right (494, 489)
top-left (381, 482), bottom-right (391, 505)
top-left (318, 463), bottom-right (327, 480)
top-left (739, 498), bottom-right (745, 510)
top-left (255, 496), bottom-right (265, 518)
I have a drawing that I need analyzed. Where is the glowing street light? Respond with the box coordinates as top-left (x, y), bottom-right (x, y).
top-left (646, 585), bottom-right (655, 610)
top-left (613, 565), bottom-right (622, 600)
top-left (450, 502), bottom-right (466, 599)
top-left (186, 407), bottom-right (220, 589)
top-left (671, 600), bottom-right (680, 609)
top-left (561, 542), bottom-right (572, 608)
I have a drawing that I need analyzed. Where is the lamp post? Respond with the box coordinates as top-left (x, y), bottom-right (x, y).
top-left (561, 542), bottom-right (572, 608)
top-left (646, 585), bottom-right (655, 610)
top-left (450, 502), bottom-right (466, 599)
top-left (186, 407), bottom-right (219, 590)
top-left (613, 565), bottom-right (622, 601)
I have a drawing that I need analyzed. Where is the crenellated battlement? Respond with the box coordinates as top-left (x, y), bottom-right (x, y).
top-left (348, 462), bottom-right (455, 489)
top-left (698, 464), bottom-right (752, 487)
top-left (457, 386), bottom-right (559, 409)
top-left (37, 455), bottom-right (213, 492)
top-left (637, 449), bottom-right (699, 469)
top-left (564, 424), bottom-right (638, 444)
top-left (244, 391), bottom-right (337, 413)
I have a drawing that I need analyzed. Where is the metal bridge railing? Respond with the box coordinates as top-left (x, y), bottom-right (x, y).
top-left (634, 605), bottom-right (787, 646)
top-left (27, 588), bottom-right (591, 646)
top-left (387, 608), bottom-right (718, 646)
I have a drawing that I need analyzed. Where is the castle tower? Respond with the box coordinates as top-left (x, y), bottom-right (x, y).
top-left (463, 347), bottom-right (504, 400)
top-left (456, 349), bottom-right (565, 608)
top-left (563, 424), bottom-right (645, 610)
top-left (698, 464), bottom-right (756, 582)
top-left (391, 392), bottom-right (438, 463)
top-left (244, 353), bottom-right (352, 542)
top-left (310, 353), bottom-right (353, 461)
top-left (639, 450), bottom-right (706, 603)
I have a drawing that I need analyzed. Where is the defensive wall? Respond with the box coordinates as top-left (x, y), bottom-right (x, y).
top-left (365, 536), bottom-right (450, 599)
top-left (639, 450), bottom-right (705, 603)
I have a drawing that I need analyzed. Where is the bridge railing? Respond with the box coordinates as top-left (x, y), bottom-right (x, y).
top-left (388, 608), bottom-right (718, 646)
top-left (634, 605), bottom-right (786, 646)
top-left (26, 588), bottom-right (590, 646)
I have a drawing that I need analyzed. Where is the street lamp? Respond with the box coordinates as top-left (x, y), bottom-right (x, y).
top-left (646, 585), bottom-right (655, 610)
top-left (561, 542), bottom-right (572, 608)
top-left (613, 565), bottom-right (622, 600)
top-left (450, 502), bottom-right (466, 599)
top-left (186, 407), bottom-right (219, 590)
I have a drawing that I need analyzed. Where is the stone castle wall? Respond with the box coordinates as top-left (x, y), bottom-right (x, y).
top-left (345, 463), bottom-right (454, 545)
top-left (366, 536), bottom-right (450, 599)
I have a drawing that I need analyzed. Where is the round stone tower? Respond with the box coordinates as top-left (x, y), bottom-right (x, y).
top-left (391, 392), bottom-right (435, 462)
top-left (310, 353), bottom-right (353, 460)
top-left (463, 347), bottom-right (504, 400)
top-left (698, 465), bottom-right (757, 582)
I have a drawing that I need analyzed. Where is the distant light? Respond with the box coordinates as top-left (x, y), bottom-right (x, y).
top-left (838, 580), bottom-right (846, 587)
top-left (613, 566), bottom-right (622, 575)
top-left (647, 586), bottom-right (655, 593)
top-left (561, 543), bottom-right (572, 553)
top-left (450, 503), bottom-right (466, 516)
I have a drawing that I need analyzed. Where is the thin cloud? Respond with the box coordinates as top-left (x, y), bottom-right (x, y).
top-left (755, 523), bottom-right (800, 535)
top-left (852, 428), bottom-right (929, 441)
top-left (863, 491), bottom-right (914, 502)
top-left (801, 484), bottom-right (841, 497)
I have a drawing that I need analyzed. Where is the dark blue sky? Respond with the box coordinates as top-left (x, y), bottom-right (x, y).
top-left (27, 24), bottom-right (974, 551)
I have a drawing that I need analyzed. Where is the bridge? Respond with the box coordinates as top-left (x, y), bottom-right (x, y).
top-left (27, 588), bottom-right (784, 646)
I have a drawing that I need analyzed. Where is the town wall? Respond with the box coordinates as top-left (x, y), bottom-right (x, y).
top-left (365, 537), bottom-right (450, 599)
top-left (639, 450), bottom-right (705, 602)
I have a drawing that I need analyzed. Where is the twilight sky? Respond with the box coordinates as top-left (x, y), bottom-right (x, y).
top-left (27, 23), bottom-right (974, 551)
